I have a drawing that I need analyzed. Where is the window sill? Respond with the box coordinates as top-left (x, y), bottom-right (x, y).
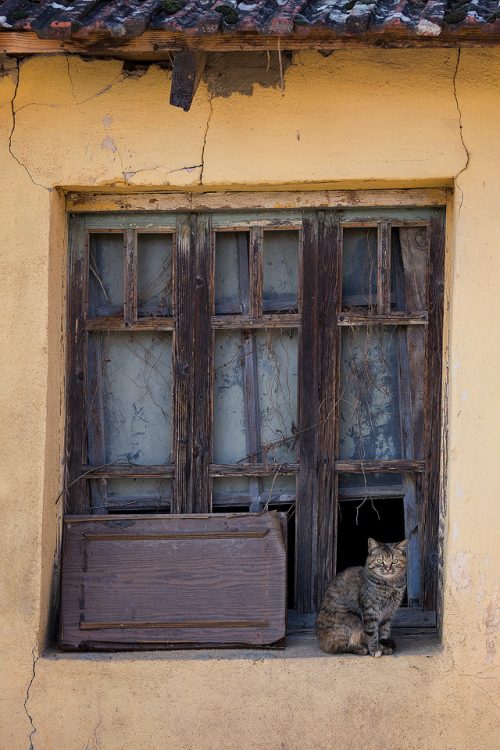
top-left (44, 632), bottom-right (441, 662)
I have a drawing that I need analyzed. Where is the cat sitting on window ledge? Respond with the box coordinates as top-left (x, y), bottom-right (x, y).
top-left (316, 538), bottom-right (407, 657)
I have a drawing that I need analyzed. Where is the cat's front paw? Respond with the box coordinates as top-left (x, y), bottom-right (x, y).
top-left (369, 648), bottom-right (383, 658)
top-left (381, 645), bottom-right (393, 655)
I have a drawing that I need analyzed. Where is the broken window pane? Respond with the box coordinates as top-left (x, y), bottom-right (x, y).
top-left (338, 326), bottom-right (402, 460)
top-left (263, 231), bottom-right (299, 313)
top-left (137, 233), bottom-right (173, 317)
top-left (342, 228), bottom-right (377, 309)
top-left (391, 226), bottom-right (429, 312)
top-left (87, 332), bottom-right (173, 466)
top-left (88, 233), bottom-right (124, 317)
top-left (214, 232), bottom-right (250, 314)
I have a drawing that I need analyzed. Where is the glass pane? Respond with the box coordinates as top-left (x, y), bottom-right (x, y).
top-left (97, 478), bottom-right (172, 512)
top-left (263, 231), bottom-right (299, 312)
top-left (212, 477), bottom-right (250, 507)
top-left (137, 233), bottom-right (173, 317)
top-left (213, 331), bottom-right (247, 463)
top-left (339, 326), bottom-right (401, 460)
top-left (215, 232), bottom-right (249, 314)
top-left (88, 332), bottom-right (173, 465)
top-left (257, 329), bottom-right (298, 464)
top-left (261, 475), bottom-right (296, 504)
top-left (88, 233), bottom-right (123, 317)
top-left (342, 228), bottom-right (377, 309)
top-left (338, 472), bottom-right (404, 494)
top-left (213, 329), bottom-right (298, 465)
top-left (391, 226), bottom-right (429, 312)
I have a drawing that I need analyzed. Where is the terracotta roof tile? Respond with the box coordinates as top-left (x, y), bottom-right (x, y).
top-left (1, 0), bottom-right (500, 38)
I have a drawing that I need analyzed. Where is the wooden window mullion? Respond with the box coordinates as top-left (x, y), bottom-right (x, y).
top-left (124, 229), bottom-right (137, 325)
top-left (66, 217), bottom-right (90, 514)
top-left (249, 227), bottom-right (263, 319)
top-left (421, 208), bottom-right (445, 610)
top-left (297, 211), bottom-right (320, 612)
top-left (173, 213), bottom-right (195, 514)
top-left (315, 211), bottom-right (341, 606)
top-left (191, 213), bottom-right (213, 513)
top-left (377, 221), bottom-right (391, 315)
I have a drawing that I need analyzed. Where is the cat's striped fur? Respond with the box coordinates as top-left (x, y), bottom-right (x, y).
top-left (316, 538), bottom-right (407, 657)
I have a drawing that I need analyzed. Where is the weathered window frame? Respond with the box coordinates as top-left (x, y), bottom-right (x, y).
top-left (64, 189), bottom-right (447, 640)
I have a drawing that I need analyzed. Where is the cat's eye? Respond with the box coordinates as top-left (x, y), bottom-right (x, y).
top-left (377, 558), bottom-right (383, 564)
top-left (392, 560), bottom-right (399, 565)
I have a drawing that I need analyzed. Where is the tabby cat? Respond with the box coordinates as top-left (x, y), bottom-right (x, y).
top-left (316, 538), bottom-right (407, 657)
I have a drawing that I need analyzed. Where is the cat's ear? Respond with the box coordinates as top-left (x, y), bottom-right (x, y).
top-left (367, 538), bottom-right (381, 553)
top-left (394, 539), bottom-right (408, 556)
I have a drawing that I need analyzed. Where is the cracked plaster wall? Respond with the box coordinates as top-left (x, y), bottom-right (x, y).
top-left (0, 48), bottom-right (499, 750)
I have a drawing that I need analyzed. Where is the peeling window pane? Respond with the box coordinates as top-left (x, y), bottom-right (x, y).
top-left (339, 326), bottom-right (401, 460)
top-left (89, 332), bottom-right (173, 466)
top-left (257, 329), bottom-right (298, 464)
top-left (214, 232), bottom-right (249, 314)
top-left (263, 231), bottom-right (299, 312)
top-left (137, 233), bottom-right (173, 317)
top-left (213, 329), bottom-right (298, 465)
top-left (391, 226), bottom-right (429, 312)
top-left (342, 228), bottom-right (377, 309)
top-left (89, 233), bottom-right (124, 317)
top-left (213, 331), bottom-right (247, 463)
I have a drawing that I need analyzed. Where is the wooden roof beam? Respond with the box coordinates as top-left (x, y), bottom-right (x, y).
top-left (169, 50), bottom-right (206, 112)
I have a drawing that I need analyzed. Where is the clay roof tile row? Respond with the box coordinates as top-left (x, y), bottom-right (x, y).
top-left (1, 0), bottom-right (500, 39)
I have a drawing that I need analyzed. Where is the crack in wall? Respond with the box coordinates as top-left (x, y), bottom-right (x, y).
top-left (8, 60), bottom-right (50, 191)
top-left (24, 647), bottom-right (40, 750)
top-left (452, 48), bottom-right (471, 219)
top-left (199, 93), bottom-right (214, 186)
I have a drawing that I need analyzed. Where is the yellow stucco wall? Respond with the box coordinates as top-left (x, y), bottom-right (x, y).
top-left (0, 48), bottom-right (499, 749)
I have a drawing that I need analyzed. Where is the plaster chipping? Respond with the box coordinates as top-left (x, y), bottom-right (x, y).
top-left (452, 48), bottom-right (471, 218)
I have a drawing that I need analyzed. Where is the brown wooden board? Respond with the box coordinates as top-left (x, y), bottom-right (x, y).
top-left (59, 512), bottom-right (287, 649)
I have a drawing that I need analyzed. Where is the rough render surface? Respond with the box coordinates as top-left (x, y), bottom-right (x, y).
top-left (0, 48), bottom-right (499, 749)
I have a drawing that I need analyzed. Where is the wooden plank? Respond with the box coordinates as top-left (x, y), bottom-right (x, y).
top-left (338, 484), bottom-right (405, 499)
top-left (377, 221), bottom-right (391, 315)
top-left (81, 465), bottom-right (175, 478)
top-left (211, 314), bottom-right (301, 329)
top-left (172, 214), bottom-right (194, 514)
top-left (59, 513), bottom-right (286, 649)
top-left (296, 211), bottom-right (319, 613)
top-left (86, 316), bottom-right (175, 331)
top-left (315, 211), bottom-right (340, 606)
top-left (4, 31), bottom-right (500, 58)
top-left (249, 227), bottom-right (263, 319)
top-left (124, 229), bottom-right (138, 326)
top-left (65, 217), bottom-right (90, 514)
top-left (170, 50), bottom-right (206, 112)
top-left (393, 234), bottom-right (421, 607)
top-left (191, 213), bottom-right (213, 513)
top-left (286, 608), bottom-right (437, 633)
top-left (86, 335), bottom-right (108, 514)
top-left (210, 463), bottom-right (299, 477)
top-left (337, 312), bottom-right (427, 326)
top-left (66, 190), bottom-right (450, 214)
top-left (335, 459), bottom-right (426, 473)
top-left (421, 209), bottom-right (445, 611)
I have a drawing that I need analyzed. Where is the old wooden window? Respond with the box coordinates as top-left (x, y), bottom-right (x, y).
top-left (62, 204), bottom-right (444, 647)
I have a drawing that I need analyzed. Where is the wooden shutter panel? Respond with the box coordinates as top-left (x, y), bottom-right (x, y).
top-left (59, 512), bottom-right (287, 649)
